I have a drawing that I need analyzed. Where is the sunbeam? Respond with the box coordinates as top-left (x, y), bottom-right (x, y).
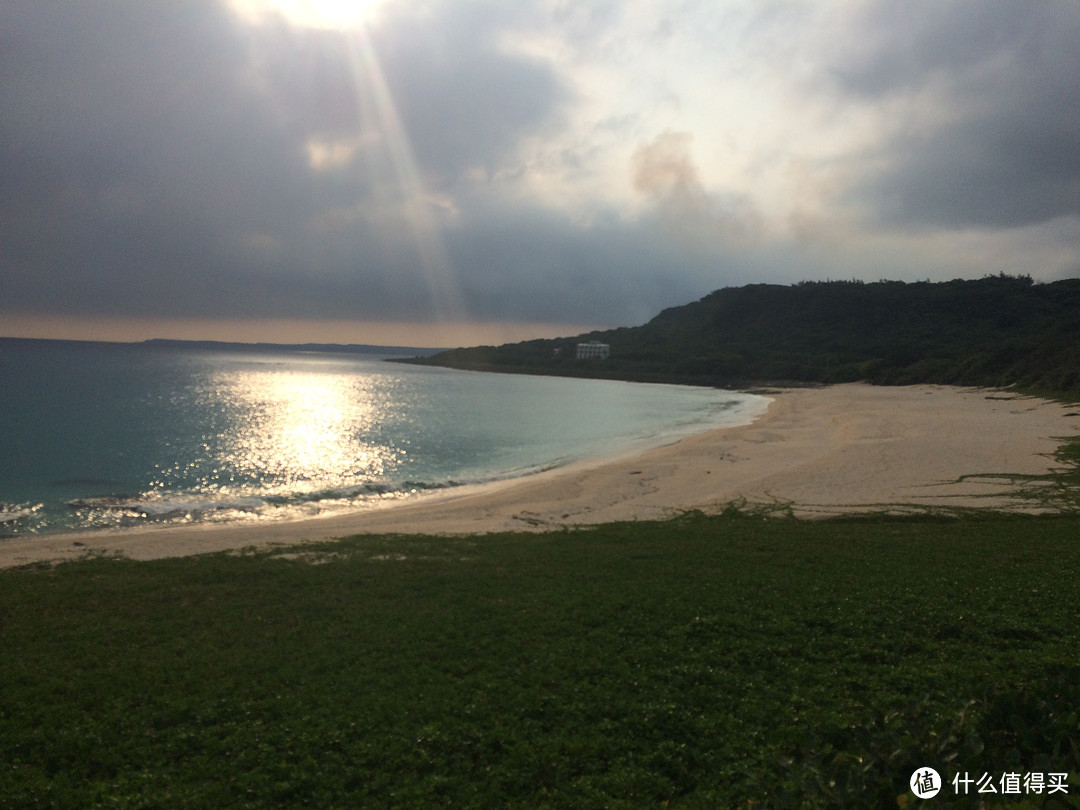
top-left (344, 28), bottom-right (468, 326)
top-left (228, 0), bottom-right (387, 31)
top-left (227, 0), bottom-right (469, 327)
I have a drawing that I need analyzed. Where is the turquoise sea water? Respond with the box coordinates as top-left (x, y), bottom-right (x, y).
top-left (0, 339), bottom-right (769, 537)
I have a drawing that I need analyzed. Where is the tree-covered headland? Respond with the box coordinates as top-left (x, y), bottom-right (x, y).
top-left (411, 275), bottom-right (1080, 397)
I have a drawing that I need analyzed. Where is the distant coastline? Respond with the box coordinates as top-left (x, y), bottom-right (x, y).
top-left (7, 275), bottom-right (1078, 397)
top-left (0, 335), bottom-right (445, 359)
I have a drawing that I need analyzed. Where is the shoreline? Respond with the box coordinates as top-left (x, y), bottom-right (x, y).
top-left (2, 383), bottom-right (1077, 568)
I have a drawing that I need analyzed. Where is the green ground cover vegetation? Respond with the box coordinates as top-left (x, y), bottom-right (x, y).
top-left (2, 510), bottom-right (1079, 808)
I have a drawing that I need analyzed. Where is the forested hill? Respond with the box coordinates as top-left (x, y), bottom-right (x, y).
top-left (411, 276), bottom-right (1080, 396)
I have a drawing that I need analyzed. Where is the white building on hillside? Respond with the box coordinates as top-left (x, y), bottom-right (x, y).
top-left (576, 341), bottom-right (610, 360)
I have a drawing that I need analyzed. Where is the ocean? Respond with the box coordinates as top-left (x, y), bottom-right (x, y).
top-left (0, 339), bottom-right (769, 537)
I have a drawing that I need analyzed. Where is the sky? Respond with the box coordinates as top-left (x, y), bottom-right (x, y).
top-left (3, 0), bottom-right (1079, 347)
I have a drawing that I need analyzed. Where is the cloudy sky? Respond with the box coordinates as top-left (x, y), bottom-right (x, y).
top-left (3, 0), bottom-right (1078, 346)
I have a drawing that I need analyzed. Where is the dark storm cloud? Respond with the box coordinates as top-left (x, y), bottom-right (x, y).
top-left (824, 0), bottom-right (1080, 228)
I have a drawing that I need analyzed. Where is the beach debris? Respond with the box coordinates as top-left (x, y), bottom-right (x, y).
top-left (512, 512), bottom-right (546, 526)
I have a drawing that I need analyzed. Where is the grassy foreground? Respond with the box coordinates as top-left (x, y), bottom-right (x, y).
top-left (2, 512), bottom-right (1079, 808)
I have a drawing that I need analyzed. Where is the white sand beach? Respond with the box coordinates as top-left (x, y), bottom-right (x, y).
top-left (3, 383), bottom-right (1077, 568)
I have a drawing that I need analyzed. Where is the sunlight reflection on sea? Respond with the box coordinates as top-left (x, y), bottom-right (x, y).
top-left (0, 342), bottom-right (770, 535)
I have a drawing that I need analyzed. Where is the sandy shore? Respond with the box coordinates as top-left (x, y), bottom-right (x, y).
top-left (3, 383), bottom-right (1077, 568)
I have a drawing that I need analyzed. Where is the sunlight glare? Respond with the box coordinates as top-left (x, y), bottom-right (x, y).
top-left (230, 0), bottom-right (387, 30)
top-left (210, 366), bottom-right (397, 497)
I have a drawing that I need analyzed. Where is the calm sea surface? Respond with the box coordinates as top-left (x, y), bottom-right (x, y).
top-left (0, 339), bottom-right (769, 537)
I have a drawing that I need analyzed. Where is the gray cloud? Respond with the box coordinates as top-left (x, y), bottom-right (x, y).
top-left (631, 131), bottom-right (760, 245)
top-left (379, 3), bottom-right (569, 178)
top-left (1, 1), bottom-right (315, 312)
top-left (1, 0), bottom-right (1077, 339)
top-left (0, 0), bottom-right (573, 325)
top-left (822, 0), bottom-right (1080, 228)
top-left (449, 211), bottom-right (694, 326)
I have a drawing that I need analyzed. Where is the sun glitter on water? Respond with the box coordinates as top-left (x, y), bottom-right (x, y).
top-left (204, 368), bottom-right (398, 496)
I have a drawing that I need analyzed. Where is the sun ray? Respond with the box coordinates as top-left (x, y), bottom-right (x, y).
top-left (230, 0), bottom-right (469, 327)
top-left (344, 28), bottom-right (468, 326)
top-left (228, 0), bottom-right (386, 31)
